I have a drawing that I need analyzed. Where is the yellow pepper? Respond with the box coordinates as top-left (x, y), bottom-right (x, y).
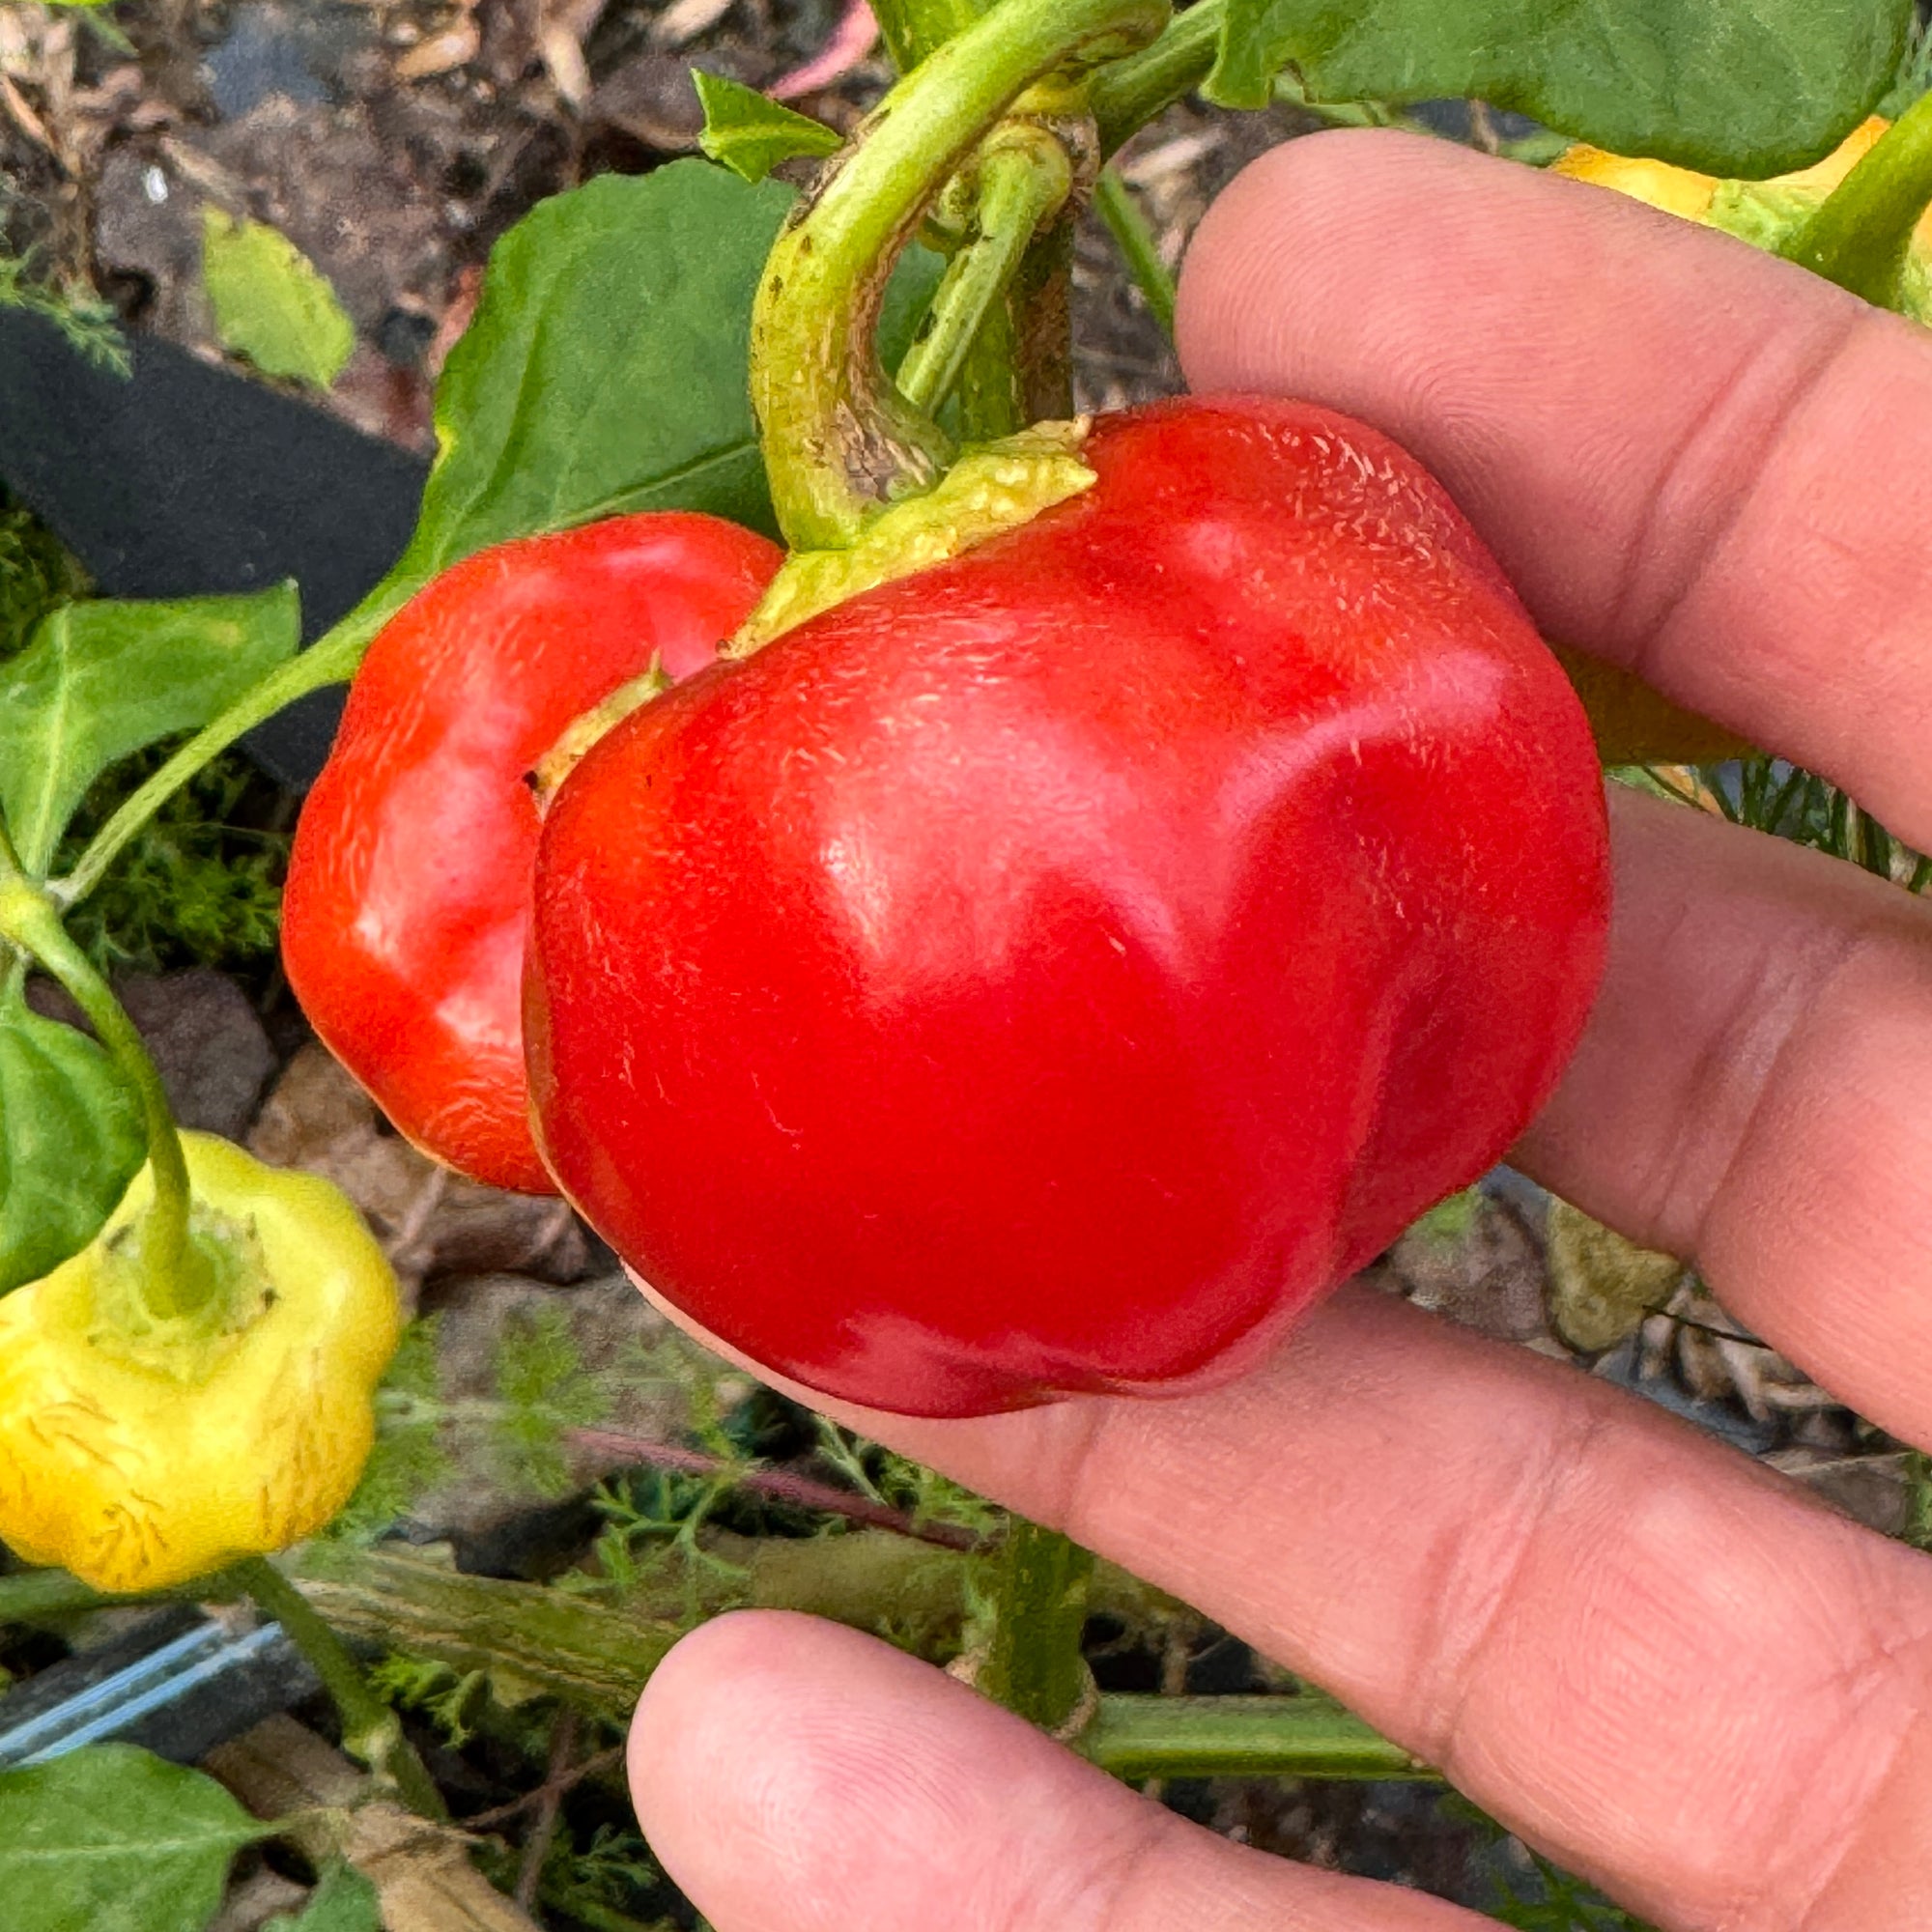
top-left (0, 1132), bottom-right (401, 1591)
top-left (1552, 117), bottom-right (1932, 323)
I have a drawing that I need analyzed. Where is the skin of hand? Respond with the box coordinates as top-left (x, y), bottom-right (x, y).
top-left (624, 128), bottom-right (1932, 1931)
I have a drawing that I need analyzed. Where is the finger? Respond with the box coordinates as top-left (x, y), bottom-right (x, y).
top-left (1515, 785), bottom-right (1932, 1442)
top-left (629, 1609), bottom-right (1487, 1931)
top-left (634, 1280), bottom-right (1932, 1932)
top-left (1174, 129), bottom-right (1932, 846)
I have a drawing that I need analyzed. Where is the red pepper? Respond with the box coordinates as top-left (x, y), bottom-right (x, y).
top-left (526, 398), bottom-right (1611, 1413)
top-left (283, 513), bottom-right (782, 1194)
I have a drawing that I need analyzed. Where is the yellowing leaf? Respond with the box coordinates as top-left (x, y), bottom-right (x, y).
top-left (202, 210), bottom-right (355, 391)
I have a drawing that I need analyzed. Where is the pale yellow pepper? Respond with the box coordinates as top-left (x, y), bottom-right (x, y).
top-left (1553, 118), bottom-right (1932, 322)
top-left (0, 1132), bottom-right (401, 1591)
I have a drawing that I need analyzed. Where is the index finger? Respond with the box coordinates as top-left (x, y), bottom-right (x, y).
top-left (1176, 128), bottom-right (1932, 848)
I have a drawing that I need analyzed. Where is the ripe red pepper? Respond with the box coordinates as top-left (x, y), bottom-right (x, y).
top-left (283, 514), bottom-right (782, 1194)
top-left (526, 398), bottom-right (1611, 1414)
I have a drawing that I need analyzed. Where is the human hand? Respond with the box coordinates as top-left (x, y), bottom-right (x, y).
top-left (625, 130), bottom-right (1932, 1929)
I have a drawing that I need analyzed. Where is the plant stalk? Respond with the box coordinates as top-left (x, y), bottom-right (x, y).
top-left (751, 0), bottom-right (1168, 551)
top-left (1094, 164), bottom-right (1177, 335)
top-left (1784, 86), bottom-right (1932, 307)
top-left (872, 0), bottom-right (985, 71)
top-left (1089, 0), bottom-right (1222, 155)
top-left (0, 817), bottom-right (200, 1313)
top-left (1074, 1692), bottom-right (1435, 1780)
top-left (897, 127), bottom-right (1076, 414)
top-left (57, 604), bottom-right (390, 909)
top-left (235, 1554), bottom-right (448, 1821)
top-left (979, 1517), bottom-right (1095, 1730)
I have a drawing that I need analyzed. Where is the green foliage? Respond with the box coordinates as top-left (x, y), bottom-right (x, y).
top-left (0, 581), bottom-right (299, 877)
top-left (811, 1419), bottom-right (1002, 1540)
top-left (1489, 1848), bottom-right (1661, 1930)
top-left (201, 211), bottom-right (356, 391)
top-left (494, 1303), bottom-right (611, 1497)
top-left (696, 71), bottom-right (842, 182)
top-left (264, 1863), bottom-right (382, 1932)
top-left (1208, 0), bottom-right (1911, 176)
top-left (333, 159), bottom-right (941, 653)
top-left (0, 253), bottom-right (127, 377)
top-left (368, 1652), bottom-right (490, 1748)
top-left (0, 1744), bottom-right (267, 1932)
top-left (0, 495), bottom-right (88, 658)
top-left (58, 748), bottom-right (288, 975)
top-left (327, 1318), bottom-right (453, 1543)
top-left (1643, 758), bottom-right (1928, 888)
top-left (0, 967), bottom-right (143, 1294)
top-left (1878, 13), bottom-right (1932, 118)
top-left (527, 1821), bottom-right (681, 1932)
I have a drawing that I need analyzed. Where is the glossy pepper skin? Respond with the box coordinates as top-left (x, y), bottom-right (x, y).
top-left (0, 1133), bottom-right (401, 1591)
top-left (283, 514), bottom-right (783, 1194)
top-left (527, 398), bottom-right (1611, 1417)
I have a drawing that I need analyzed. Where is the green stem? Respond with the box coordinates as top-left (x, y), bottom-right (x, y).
top-left (57, 605), bottom-right (387, 909)
top-left (1075, 1693), bottom-right (1435, 1781)
top-left (1089, 0), bottom-right (1222, 155)
top-left (1094, 164), bottom-right (1176, 335)
top-left (1784, 87), bottom-right (1932, 307)
top-left (235, 1555), bottom-right (448, 1821)
top-left (897, 128), bottom-right (1075, 414)
top-left (751, 0), bottom-right (1168, 550)
top-left (0, 1566), bottom-right (128, 1623)
top-left (872, 0), bottom-right (985, 71)
top-left (0, 820), bottom-right (199, 1313)
top-left (979, 1517), bottom-right (1094, 1730)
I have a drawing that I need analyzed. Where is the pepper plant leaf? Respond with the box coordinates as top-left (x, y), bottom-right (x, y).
top-left (0, 581), bottom-right (299, 877)
top-left (0, 973), bottom-right (144, 1295)
top-left (0, 1745), bottom-right (269, 1932)
top-left (202, 210), bottom-right (356, 391)
top-left (1208, 0), bottom-right (1913, 175)
top-left (696, 71), bottom-right (843, 182)
top-left (334, 159), bottom-right (942, 650)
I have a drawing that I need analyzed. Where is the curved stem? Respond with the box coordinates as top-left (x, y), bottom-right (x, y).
top-left (236, 1555), bottom-right (448, 1821)
top-left (897, 128), bottom-right (1075, 414)
top-left (1784, 87), bottom-right (1932, 307)
top-left (1094, 164), bottom-right (1176, 335)
top-left (0, 819), bottom-right (196, 1313)
top-left (752, 0), bottom-right (1169, 551)
top-left (872, 0), bottom-right (984, 71)
top-left (1089, 0), bottom-right (1222, 155)
top-left (57, 605), bottom-right (388, 909)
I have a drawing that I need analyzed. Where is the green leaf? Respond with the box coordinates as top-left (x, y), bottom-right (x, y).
top-left (202, 210), bottom-right (356, 391)
top-left (337, 160), bottom-right (941, 647)
top-left (0, 1745), bottom-right (268, 1932)
top-left (696, 71), bottom-right (843, 182)
top-left (265, 1862), bottom-right (382, 1932)
top-left (0, 974), bottom-right (144, 1293)
top-left (0, 582), bottom-right (299, 876)
top-left (1208, 0), bottom-right (1914, 175)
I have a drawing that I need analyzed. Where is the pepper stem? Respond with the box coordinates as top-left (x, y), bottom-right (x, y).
top-left (897, 126), bottom-right (1075, 416)
top-left (979, 1517), bottom-right (1095, 1731)
top-left (751, 0), bottom-right (1168, 551)
top-left (236, 1555), bottom-right (449, 1821)
top-left (1783, 89), bottom-right (1932, 308)
top-left (0, 817), bottom-right (201, 1316)
top-left (58, 613), bottom-right (382, 911)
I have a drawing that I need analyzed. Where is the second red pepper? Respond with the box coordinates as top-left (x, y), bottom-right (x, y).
top-left (284, 514), bottom-right (782, 1193)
